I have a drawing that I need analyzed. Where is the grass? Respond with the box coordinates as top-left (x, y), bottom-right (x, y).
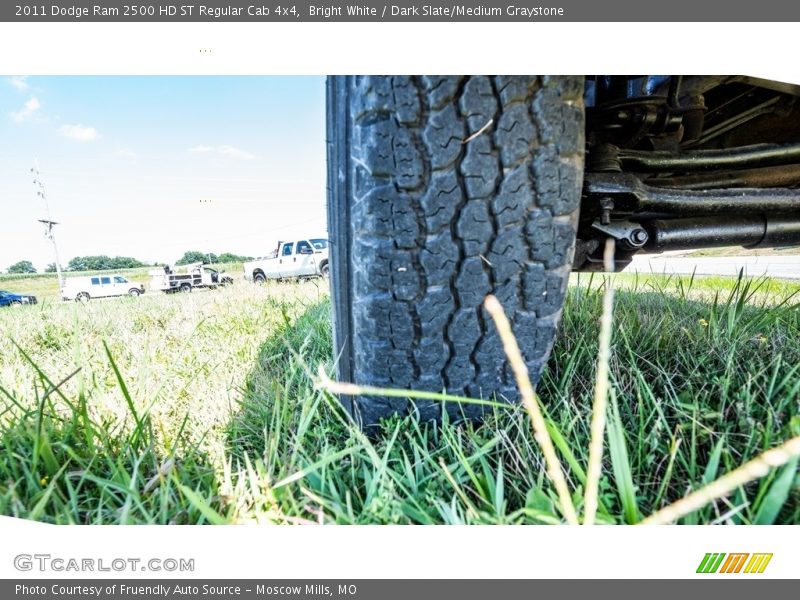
top-left (0, 273), bottom-right (798, 524)
top-left (682, 245), bottom-right (800, 258)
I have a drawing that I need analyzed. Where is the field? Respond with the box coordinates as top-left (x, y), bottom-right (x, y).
top-left (0, 273), bottom-right (798, 524)
top-left (684, 245), bottom-right (800, 257)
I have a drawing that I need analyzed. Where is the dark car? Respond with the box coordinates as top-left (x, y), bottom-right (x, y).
top-left (0, 290), bottom-right (38, 307)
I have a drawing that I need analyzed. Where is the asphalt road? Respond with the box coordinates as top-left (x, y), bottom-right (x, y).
top-left (624, 254), bottom-right (800, 280)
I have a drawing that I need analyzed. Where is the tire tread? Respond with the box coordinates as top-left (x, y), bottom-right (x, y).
top-left (328, 75), bottom-right (584, 426)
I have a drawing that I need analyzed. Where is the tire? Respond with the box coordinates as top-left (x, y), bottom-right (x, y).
top-left (326, 76), bottom-right (585, 427)
top-left (320, 262), bottom-right (330, 278)
top-left (128, 288), bottom-right (141, 297)
top-left (179, 283), bottom-right (192, 293)
top-left (253, 272), bottom-right (267, 285)
top-left (76, 292), bottom-right (90, 302)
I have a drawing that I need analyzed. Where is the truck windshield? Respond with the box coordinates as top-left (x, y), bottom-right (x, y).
top-left (310, 239), bottom-right (328, 250)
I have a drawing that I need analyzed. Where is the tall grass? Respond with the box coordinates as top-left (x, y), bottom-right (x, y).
top-left (0, 274), bottom-right (798, 524)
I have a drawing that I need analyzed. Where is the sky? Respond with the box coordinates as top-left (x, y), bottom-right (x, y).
top-left (0, 76), bottom-right (327, 271)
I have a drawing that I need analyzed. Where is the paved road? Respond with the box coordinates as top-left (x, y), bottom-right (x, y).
top-left (624, 254), bottom-right (800, 280)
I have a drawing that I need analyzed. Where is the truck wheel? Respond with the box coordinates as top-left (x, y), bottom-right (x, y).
top-left (253, 272), bottom-right (267, 285)
top-left (179, 283), bottom-right (192, 293)
top-left (76, 292), bottom-right (90, 302)
top-left (320, 262), bottom-right (330, 278)
top-left (128, 288), bottom-right (141, 297)
top-left (326, 76), bottom-right (585, 426)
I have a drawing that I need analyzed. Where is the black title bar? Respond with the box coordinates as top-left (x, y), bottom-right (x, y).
top-left (3, 580), bottom-right (800, 600)
top-left (4, 0), bottom-right (800, 21)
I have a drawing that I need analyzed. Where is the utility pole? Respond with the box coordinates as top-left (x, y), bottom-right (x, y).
top-left (31, 163), bottom-right (65, 289)
top-left (200, 197), bottom-right (214, 265)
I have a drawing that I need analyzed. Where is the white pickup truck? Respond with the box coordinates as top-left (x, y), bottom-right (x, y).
top-left (243, 238), bottom-right (329, 283)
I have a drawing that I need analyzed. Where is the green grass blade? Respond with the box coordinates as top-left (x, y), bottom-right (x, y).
top-left (606, 393), bottom-right (640, 524)
top-left (272, 446), bottom-right (359, 490)
top-left (702, 437), bottom-right (725, 485)
top-left (753, 456), bottom-right (799, 525)
top-left (175, 482), bottom-right (227, 525)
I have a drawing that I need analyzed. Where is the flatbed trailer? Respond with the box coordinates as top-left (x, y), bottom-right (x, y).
top-left (150, 262), bottom-right (233, 293)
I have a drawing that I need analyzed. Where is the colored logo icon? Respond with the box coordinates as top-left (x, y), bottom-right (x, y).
top-left (697, 553), bottom-right (773, 574)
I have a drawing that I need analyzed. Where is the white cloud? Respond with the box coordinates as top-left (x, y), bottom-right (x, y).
top-left (217, 145), bottom-right (256, 160)
top-left (10, 97), bottom-right (41, 122)
top-left (8, 76), bottom-right (29, 91)
top-left (189, 144), bottom-right (256, 160)
top-left (59, 124), bottom-right (100, 142)
top-left (117, 147), bottom-right (138, 158)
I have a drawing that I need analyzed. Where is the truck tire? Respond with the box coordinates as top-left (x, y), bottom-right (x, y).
top-left (326, 76), bottom-right (585, 427)
top-left (254, 272), bottom-right (267, 285)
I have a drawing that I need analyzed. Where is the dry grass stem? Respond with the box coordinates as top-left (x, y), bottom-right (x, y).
top-left (315, 366), bottom-right (506, 409)
top-left (484, 294), bottom-right (579, 525)
top-left (584, 238), bottom-right (617, 525)
top-left (640, 435), bottom-right (800, 525)
top-left (463, 119), bottom-right (494, 144)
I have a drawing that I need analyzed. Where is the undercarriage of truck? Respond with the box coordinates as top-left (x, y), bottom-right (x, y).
top-left (576, 75), bottom-right (800, 271)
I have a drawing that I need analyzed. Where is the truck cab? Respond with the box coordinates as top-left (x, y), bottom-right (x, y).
top-left (243, 238), bottom-right (329, 283)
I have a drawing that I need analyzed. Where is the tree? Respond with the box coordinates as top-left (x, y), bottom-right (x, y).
top-left (7, 260), bottom-right (37, 274)
top-left (217, 252), bottom-right (254, 263)
top-left (45, 263), bottom-right (60, 273)
top-left (67, 255), bottom-right (145, 271)
top-left (175, 251), bottom-right (253, 265)
top-left (176, 251), bottom-right (217, 265)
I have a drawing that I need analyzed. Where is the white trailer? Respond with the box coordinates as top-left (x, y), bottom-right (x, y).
top-left (150, 263), bottom-right (234, 293)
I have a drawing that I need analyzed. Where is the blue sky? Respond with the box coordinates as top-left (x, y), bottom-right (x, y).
top-left (0, 76), bottom-right (327, 271)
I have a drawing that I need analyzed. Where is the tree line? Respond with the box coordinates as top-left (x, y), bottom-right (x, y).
top-left (175, 251), bottom-right (254, 265)
top-left (5, 251), bottom-right (254, 274)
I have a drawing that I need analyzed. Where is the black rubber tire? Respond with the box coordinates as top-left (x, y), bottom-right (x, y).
top-left (179, 283), bottom-right (192, 293)
top-left (129, 288), bottom-right (141, 297)
top-left (326, 76), bottom-right (585, 427)
top-left (254, 272), bottom-right (267, 285)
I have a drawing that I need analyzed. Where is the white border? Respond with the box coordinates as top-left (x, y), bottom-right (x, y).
top-left (0, 22), bottom-right (797, 80)
top-left (0, 517), bottom-right (794, 578)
